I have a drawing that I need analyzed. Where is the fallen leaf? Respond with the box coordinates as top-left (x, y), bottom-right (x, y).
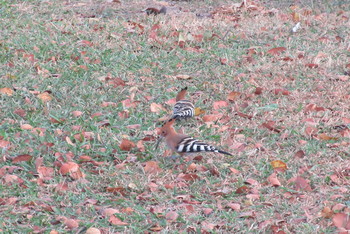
top-left (102, 208), bottom-right (120, 217)
top-left (294, 176), bottom-right (312, 191)
top-left (165, 211), bottom-right (179, 221)
top-left (318, 133), bottom-right (338, 141)
top-left (227, 91), bottom-right (241, 101)
top-left (119, 139), bottom-right (136, 151)
top-left (20, 124), bottom-right (33, 130)
top-left (213, 100), bottom-right (228, 110)
top-left (12, 154), bottom-right (32, 163)
top-left (109, 216), bottom-right (128, 226)
top-left (85, 227), bottom-right (101, 234)
top-left (177, 173), bottom-right (200, 181)
top-left (176, 74), bottom-right (191, 80)
top-left (144, 161), bottom-right (162, 174)
top-left (64, 218), bottom-right (79, 229)
top-left (150, 103), bottom-right (166, 113)
top-left (254, 87), bottom-right (263, 95)
top-left (227, 203), bottom-right (241, 211)
top-left (305, 126), bottom-right (318, 137)
top-left (273, 88), bottom-right (291, 95)
top-left (294, 150), bottom-right (305, 158)
top-left (267, 47), bottom-right (286, 55)
top-left (305, 63), bottom-right (318, 68)
top-left (332, 213), bottom-right (350, 230)
top-left (203, 114), bottom-right (222, 122)
top-left (71, 111), bottom-right (83, 117)
top-left (59, 162), bottom-right (79, 175)
top-left (37, 92), bottom-right (52, 102)
top-left (271, 160), bottom-right (287, 171)
top-left (186, 105), bottom-right (202, 117)
top-left (65, 136), bottom-right (75, 146)
top-left (235, 185), bottom-right (250, 194)
top-left (321, 207), bottom-right (333, 219)
top-left (267, 173), bottom-right (281, 187)
top-left (0, 87), bottom-right (14, 96)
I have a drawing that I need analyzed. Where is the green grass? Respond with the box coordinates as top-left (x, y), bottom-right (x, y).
top-left (0, 0), bottom-right (350, 233)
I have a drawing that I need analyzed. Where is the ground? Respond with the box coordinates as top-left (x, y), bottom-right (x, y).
top-left (0, 0), bottom-right (350, 233)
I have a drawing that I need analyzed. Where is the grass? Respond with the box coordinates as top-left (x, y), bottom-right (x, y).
top-left (1, 0), bottom-right (350, 233)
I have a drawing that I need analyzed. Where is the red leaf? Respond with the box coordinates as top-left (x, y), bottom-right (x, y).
top-left (254, 87), bottom-right (263, 95)
top-left (0, 140), bottom-right (10, 148)
top-left (294, 150), bottom-right (305, 158)
top-left (267, 173), bottom-right (281, 187)
top-left (109, 216), bottom-right (128, 226)
top-left (333, 213), bottom-right (350, 230)
top-left (144, 161), bottom-right (162, 174)
top-left (305, 63), bottom-right (318, 68)
top-left (294, 176), bottom-right (312, 191)
top-left (177, 173), bottom-right (200, 181)
top-left (213, 101), bottom-right (228, 110)
top-left (261, 121), bottom-right (281, 133)
top-left (12, 154), bottom-right (32, 163)
top-left (235, 185), bottom-right (250, 194)
top-left (119, 139), bottom-right (136, 151)
top-left (267, 47), bottom-right (286, 55)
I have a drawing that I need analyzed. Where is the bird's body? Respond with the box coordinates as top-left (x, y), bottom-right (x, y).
top-left (157, 119), bottom-right (232, 156)
top-left (172, 87), bottom-right (195, 120)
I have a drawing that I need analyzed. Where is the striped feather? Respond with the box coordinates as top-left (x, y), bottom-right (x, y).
top-left (175, 137), bottom-right (232, 156)
top-left (172, 100), bottom-right (195, 120)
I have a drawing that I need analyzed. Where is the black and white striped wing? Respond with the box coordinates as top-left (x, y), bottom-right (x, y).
top-left (176, 137), bottom-right (217, 153)
top-left (172, 100), bottom-right (195, 120)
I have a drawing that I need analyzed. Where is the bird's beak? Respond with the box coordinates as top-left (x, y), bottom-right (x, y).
top-left (155, 136), bottom-right (164, 150)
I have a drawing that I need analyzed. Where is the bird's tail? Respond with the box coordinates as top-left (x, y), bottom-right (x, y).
top-left (218, 150), bottom-right (233, 156)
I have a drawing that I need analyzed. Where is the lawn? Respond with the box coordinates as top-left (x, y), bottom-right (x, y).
top-left (0, 0), bottom-right (350, 233)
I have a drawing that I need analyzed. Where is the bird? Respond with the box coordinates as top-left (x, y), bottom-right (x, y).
top-left (144, 6), bottom-right (167, 15)
top-left (156, 118), bottom-right (232, 156)
top-left (171, 87), bottom-right (195, 121)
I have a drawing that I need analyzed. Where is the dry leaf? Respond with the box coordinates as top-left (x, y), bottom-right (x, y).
top-left (59, 162), bottom-right (79, 175)
top-left (294, 150), bottom-right (305, 158)
top-left (119, 139), bottom-right (136, 151)
top-left (85, 227), bottom-right (101, 234)
top-left (65, 136), bottom-right (75, 146)
top-left (227, 203), bottom-right (241, 211)
top-left (227, 91), bottom-right (241, 101)
top-left (294, 176), bottom-right (312, 191)
top-left (144, 161), bottom-right (162, 174)
top-left (37, 92), bottom-right (52, 102)
top-left (20, 124), bottom-right (33, 130)
top-left (318, 133), bottom-right (338, 141)
top-left (0, 87), bottom-right (14, 96)
top-left (150, 103), bottom-right (166, 113)
top-left (321, 207), bottom-right (334, 219)
top-left (267, 47), bottom-right (286, 55)
top-left (165, 211), bottom-right (179, 221)
top-left (12, 154), bottom-right (32, 163)
top-left (267, 173), bottom-right (281, 187)
top-left (332, 213), bottom-right (350, 230)
top-left (176, 74), bottom-right (191, 80)
top-left (213, 100), bottom-right (228, 110)
top-left (109, 216), bottom-right (128, 226)
top-left (71, 111), bottom-right (83, 117)
top-left (271, 160), bottom-right (287, 171)
top-left (194, 107), bottom-right (205, 116)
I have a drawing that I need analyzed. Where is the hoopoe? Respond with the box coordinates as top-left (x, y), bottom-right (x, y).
top-left (156, 118), bottom-right (232, 156)
top-left (172, 87), bottom-right (195, 121)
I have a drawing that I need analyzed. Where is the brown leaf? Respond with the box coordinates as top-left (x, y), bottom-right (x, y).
top-left (119, 139), bottom-right (136, 151)
top-left (0, 87), bottom-right (14, 96)
top-left (150, 103), bottom-right (166, 113)
top-left (273, 88), bottom-right (291, 95)
top-left (294, 176), bottom-right (312, 191)
top-left (59, 162), bottom-right (79, 175)
top-left (267, 173), bottom-right (281, 187)
top-left (102, 208), bottom-right (120, 217)
top-left (305, 126), bottom-right (318, 137)
top-left (106, 187), bottom-right (126, 196)
top-left (267, 47), bottom-right (286, 55)
top-left (305, 63), bottom-right (318, 68)
top-left (235, 185), bottom-right (250, 194)
top-left (77, 40), bottom-right (93, 47)
top-left (294, 150), bottom-right (305, 158)
top-left (85, 227), bottom-right (101, 234)
top-left (254, 87), bottom-right (263, 95)
top-left (176, 74), bottom-right (191, 80)
top-left (321, 207), bottom-right (334, 219)
top-left (227, 91), bottom-right (241, 101)
top-left (37, 167), bottom-right (54, 179)
top-left (271, 160), bottom-right (287, 171)
top-left (144, 161), bottom-right (162, 174)
top-left (64, 218), bottom-right (79, 229)
top-left (12, 154), bottom-right (32, 163)
top-left (318, 133), bottom-right (339, 141)
top-left (333, 213), bottom-right (350, 230)
top-left (109, 216), bottom-right (128, 226)
top-left (0, 140), bottom-right (10, 148)
top-left (37, 92), bottom-right (52, 102)
top-left (71, 111), bottom-right (83, 117)
top-left (194, 107), bottom-right (205, 116)
top-left (213, 100), bottom-right (228, 110)
top-left (177, 173), bottom-right (200, 181)
top-left (203, 114), bottom-right (222, 122)
top-left (261, 121), bottom-right (281, 133)
top-left (227, 203), bottom-right (241, 211)
top-left (20, 124), bottom-right (33, 130)
top-left (165, 211), bottom-right (179, 221)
